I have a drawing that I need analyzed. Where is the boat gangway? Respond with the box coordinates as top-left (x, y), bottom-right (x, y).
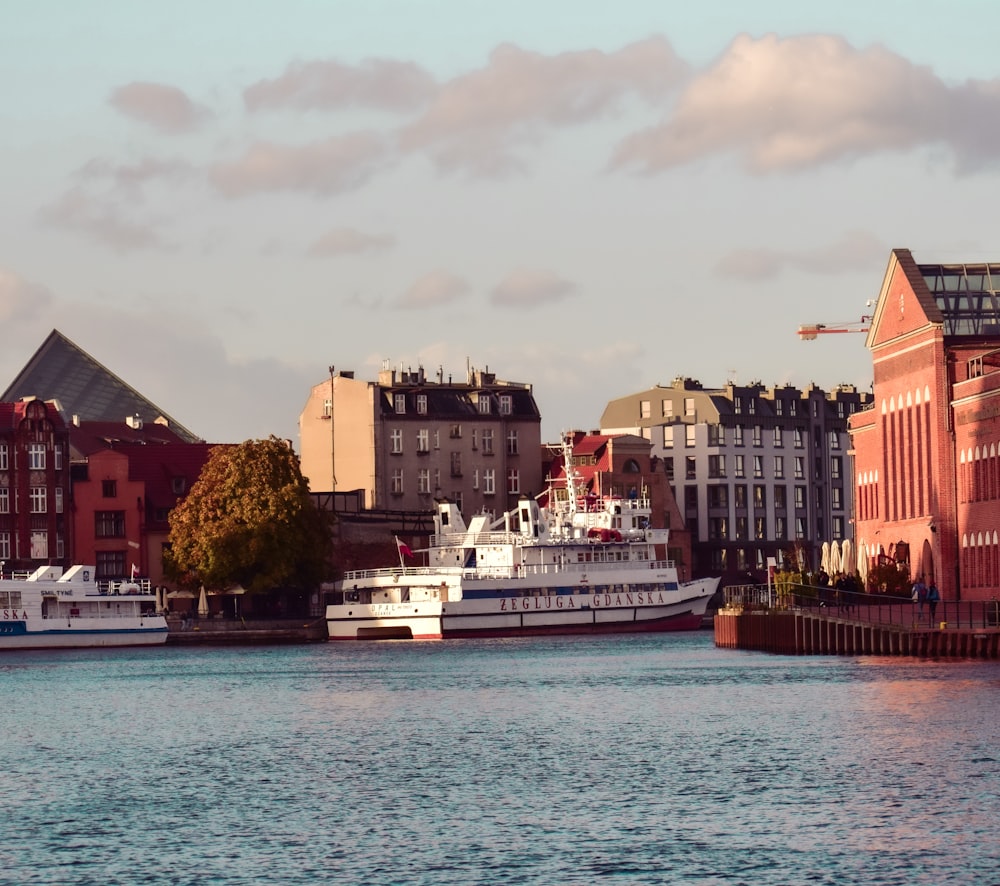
top-left (715, 584), bottom-right (1000, 658)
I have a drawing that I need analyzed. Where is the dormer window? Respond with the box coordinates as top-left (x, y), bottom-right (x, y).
top-left (394, 393), bottom-right (406, 414)
top-left (172, 477), bottom-right (186, 495)
top-left (499, 394), bottom-right (512, 415)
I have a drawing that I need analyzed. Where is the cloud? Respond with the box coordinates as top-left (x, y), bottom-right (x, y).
top-left (77, 156), bottom-right (193, 195)
top-left (306, 227), bottom-right (395, 257)
top-left (0, 268), bottom-right (54, 324)
top-left (244, 58), bottom-right (437, 112)
top-left (490, 269), bottom-right (576, 308)
top-left (39, 188), bottom-right (164, 252)
top-left (210, 132), bottom-right (389, 197)
top-left (399, 37), bottom-right (687, 176)
top-left (612, 33), bottom-right (1000, 174)
top-left (717, 230), bottom-right (887, 279)
top-left (109, 82), bottom-right (211, 134)
top-left (395, 270), bottom-right (470, 309)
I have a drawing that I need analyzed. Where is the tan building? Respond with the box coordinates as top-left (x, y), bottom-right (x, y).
top-left (299, 364), bottom-right (543, 515)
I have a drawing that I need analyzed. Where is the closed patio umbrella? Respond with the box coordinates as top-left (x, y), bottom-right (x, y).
top-left (198, 585), bottom-right (209, 617)
top-left (857, 541), bottom-right (869, 589)
top-left (821, 541), bottom-right (830, 574)
top-left (841, 539), bottom-right (854, 576)
top-left (829, 540), bottom-right (842, 575)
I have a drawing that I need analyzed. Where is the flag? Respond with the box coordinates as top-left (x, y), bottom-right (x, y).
top-left (395, 536), bottom-right (414, 564)
top-left (130, 563), bottom-right (138, 579)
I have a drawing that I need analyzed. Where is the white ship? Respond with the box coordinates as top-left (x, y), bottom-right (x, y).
top-left (0, 565), bottom-right (168, 650)
top-left (327, 440), bottom-right (718, 641)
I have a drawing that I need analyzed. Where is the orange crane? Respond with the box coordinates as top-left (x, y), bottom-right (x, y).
top-left (797, 315), bottom-right (871, 340)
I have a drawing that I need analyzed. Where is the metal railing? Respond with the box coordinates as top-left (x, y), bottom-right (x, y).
top-left (723, 583), bottom-right (1000, 631)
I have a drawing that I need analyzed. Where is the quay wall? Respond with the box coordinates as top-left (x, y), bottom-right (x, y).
top-left (715, 609), bottom-right (1000, 659)
top-left (166, 616), bottom-right (328, 645)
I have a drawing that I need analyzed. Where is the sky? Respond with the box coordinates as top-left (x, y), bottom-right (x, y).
top-left (4, 0), bottom-right (1000, 446)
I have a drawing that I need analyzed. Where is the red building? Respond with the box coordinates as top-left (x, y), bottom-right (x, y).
top-left (0, 398), bottom-right (70, 572)
top-left (851, 248), bottom-right (1000, 602)
top-left (70, 418), bottom-right (220, 585)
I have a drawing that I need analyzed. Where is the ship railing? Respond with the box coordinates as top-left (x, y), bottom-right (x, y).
top-left (99, 578), bottom-right (154, 595)
top-left (341, 559), bottom-right (676, 583)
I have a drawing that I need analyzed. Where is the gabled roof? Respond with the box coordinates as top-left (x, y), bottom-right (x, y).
top-left (70, 419), bottom-right (191, 457)
top-left (2, 329), bottom-right (201, 443)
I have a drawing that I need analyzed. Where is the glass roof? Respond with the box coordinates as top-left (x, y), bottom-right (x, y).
top-left (921, 263), bottom-right (1000, 336)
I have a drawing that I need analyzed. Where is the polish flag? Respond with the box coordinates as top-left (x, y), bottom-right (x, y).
top-left (395, 536), bottom-right (414, 560)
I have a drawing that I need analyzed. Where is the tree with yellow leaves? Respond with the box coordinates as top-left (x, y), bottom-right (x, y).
top-left (163, 436), bottom-right (331, 594)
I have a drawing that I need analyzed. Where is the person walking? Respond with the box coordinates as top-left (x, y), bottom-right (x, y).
top-left (927, 582), bottom-right (940, 622)
top-left (912, 576), bottom-right (927, 617)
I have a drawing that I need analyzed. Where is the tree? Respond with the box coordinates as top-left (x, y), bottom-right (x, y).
top-left (163, 436), bottom-right (331, 593)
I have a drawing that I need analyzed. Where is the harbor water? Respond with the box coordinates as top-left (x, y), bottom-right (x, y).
top-left (3, 633), bottom-right (1000, 885)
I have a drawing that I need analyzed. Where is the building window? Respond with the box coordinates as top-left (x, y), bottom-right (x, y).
top-left (684, 486), bottom-right (698, 510)
top-left (472, 468), bottom-right (479, 490)
top-left (756, 516), bottom-right (766, 539)
top-left (640, 400), bottom-right (650, 419)
top-left (28, 443), bottom-right (46, 470)
top-left (794, 486), bottom-right (806, 508)
top-left (433, 430), bottom-right (440, 450)
top-left (684, 397), bottom-right (695, 417)
top-left (794, 457), bottom-right (804, 479)
top-left (0, 443), bottom-right (7, 470)
top-left (708, 455), bottom-right (726, 478)
top-left (507, 468), bottom-right (520, 494)
top-left (55, 488), bottom-right (63, 513)
top-left (685, 425), bottom-right (697, 447)
top-left (31, 530), bottom-right (48, 560)
top-left (748, 397), bottom-right (756, 415)
top-left (708, 425), bottom-right (725, 446)
top-left (664, 457), bottom-right (674, 481)
top-left (391, 469), bottom-right (403, 494)
top-left (56, 533), bottom-right (64, 559)
top-left (0, 489), bottom-right (7, 514)
top-left (418, 469), bottom-right (431, 494)
top-left (735, 485), bottom-right (747, 508)
top-left (95, 511), bottom-right (126, 538)
top-left (773, 456), bottom-right (784, 479)
top-left (662, 400), bottom-right (673, 418)
top-left (663, 426), bottom-right (674, 449)
top-left (753, 455), bottom-right (763, 478)
top-left (775, 399), bottom-right (784, 416)
top-left (171, 477), bottom-right (186, 495)
top-left (0, 532), bottom-right (9, 560)
top-left (102, 480), bottom-right (117, 498)
top-left (833, 516), bottom-right (845, 538)
top-left (711, 549), bottom-right (727, 571)
top-left (794, 428), bottom-right (804, 448)
top-left (774, 486), bottom-right (786, 509)
top-left (736, 516), bottom-right (748, 540)
top-left (391, 429), bottom-right (403, 454)
top-left (685, 457), bottom-right (696, 480)
top-left (483, 469), bottom-right (496, 495)
top-left (323, 397), bottom-right (332, 418)
top-left (708, 486), bottom-right (728, 508)
top-left (499, 394), bottom-right (512, 416)
top-left (789, 400), bottom-right (798, 416)
top-left (417, 429), bottom-right (430, 452)
top-left (773, 427), bottom-right (783, 447)
top-left (709, 517), bottom-right (728, 540)
top-left (734, 455), bottom-right (745, 478)
top-left (832, 487), bottom-right (843, 510)
top-left (506, 430), bottom-right (519, 455)
top-left (752, 426), bottom-right (762, 447)
top-left (394, 393), bottom-right (406, 414)
top-left (753, 485), bottom-right (766, 508)
top-left (479, 396), bottom-right (491, 414)
top-left (96, 551), bottom-right (125, 580)
top-left (734, 425), bottom-right (744, 447)
top-left (482, 429), bottom-right (494, 455)
top-left (829, 430), bottom-right (841, 450)
top-left (831, 456), bottom-right (842, 480)
top-left (450, 452), bottom-right (462, 477)
top-left (734, 396), bottom-right (742, 414)
top-left (30, 487), bottom-right (47, 513)
top-left (795, 517), bottom-right (807, 539)
top-left (450, 424), bottom-right (462, 439)
top-left (416, 394), bottom-right (427, 415)
top-left (775, 516), bottom-right (787, 540)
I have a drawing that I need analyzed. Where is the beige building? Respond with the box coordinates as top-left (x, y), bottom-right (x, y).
top-left (299, 363), bottom-right (543, 515)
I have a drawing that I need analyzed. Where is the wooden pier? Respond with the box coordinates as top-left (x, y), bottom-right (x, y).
top-left (715, 586), bottom-right (1000, 658)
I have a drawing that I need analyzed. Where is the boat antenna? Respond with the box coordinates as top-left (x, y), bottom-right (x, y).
top-left (562, 432), bottom-right (579, 519)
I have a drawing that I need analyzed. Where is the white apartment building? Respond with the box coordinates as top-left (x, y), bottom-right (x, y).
top-left (601, 377), bottom-right (872, 585)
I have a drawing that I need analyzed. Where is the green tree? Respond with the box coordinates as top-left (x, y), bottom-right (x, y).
top-left (163, 436), bottom-right (331, 593)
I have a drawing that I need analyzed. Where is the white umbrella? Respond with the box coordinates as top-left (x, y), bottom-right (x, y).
top-left (198, 585), bottom-right (209, 617)
top-left (857, 540), bottom-right (869, 589)
top-left (841, 539), bottom-right (854, 576)
top-left (830, 540), bottom-right (842, 575)
top-left (820, 541), bottom-right (830, 573)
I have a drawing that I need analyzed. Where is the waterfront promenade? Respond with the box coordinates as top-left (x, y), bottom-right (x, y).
top-left (165, 615), bottom-right (327, 644)
top-left (715, 584), bottom-right (1000, 658)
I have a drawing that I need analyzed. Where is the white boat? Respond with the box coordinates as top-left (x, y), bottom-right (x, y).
top-left (327, 440), bottom-right (719, 641)
top-left (0, 565), bottom-right (168, 650)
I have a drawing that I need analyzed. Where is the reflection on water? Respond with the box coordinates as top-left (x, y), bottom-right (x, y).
top-left (3, 635), bottom-right (1000, 885)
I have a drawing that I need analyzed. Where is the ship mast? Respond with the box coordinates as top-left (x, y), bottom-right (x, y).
top-left (562, 432), bottom-right (579, 520)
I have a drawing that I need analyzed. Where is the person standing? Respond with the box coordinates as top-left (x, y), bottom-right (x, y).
top-left (912, 576), bottom-right (927, 616)
top-left (927, 581), bottom-right (940, 622)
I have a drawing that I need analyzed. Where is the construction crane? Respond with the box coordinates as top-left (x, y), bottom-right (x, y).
top-left (797, 315), bottom-right (871, 341)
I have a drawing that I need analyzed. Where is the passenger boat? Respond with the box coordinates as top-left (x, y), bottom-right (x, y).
top-left (0, 565), bottom-right (168, 649)
top-left (327, 441), bottom-right (719, 641)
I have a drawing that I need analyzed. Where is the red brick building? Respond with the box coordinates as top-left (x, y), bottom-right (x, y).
top-left (850, 248), bottom-right (1000, 602)
top-left (0, 398), bottom-right (70, 572)
top-left (69, 418), bottom-right (220, 584)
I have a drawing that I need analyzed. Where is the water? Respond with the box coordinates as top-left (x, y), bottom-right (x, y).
top-left (3, 634), bottom-right (1000, 885)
